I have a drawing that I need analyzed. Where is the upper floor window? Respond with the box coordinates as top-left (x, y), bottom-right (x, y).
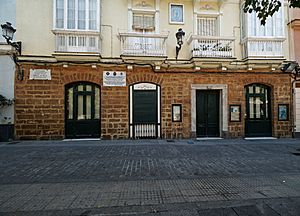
top-left (54, 0), bottom-right (99, 31)
top-left (245, 6), bottom-right (284, 37)
top-left (132, 13), bottom-right (155, 32)
top-left (197, 17), bottom-right (218, 36)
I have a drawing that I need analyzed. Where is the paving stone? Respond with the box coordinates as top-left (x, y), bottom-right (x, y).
top-left (198, 207), bottom-right (237, 216)
top-left (233, 204), bottom-right (281, 216)
top-left (44, 195), bottom-right (77, 210)
top-left (0, 139), bottom-right (300, 215)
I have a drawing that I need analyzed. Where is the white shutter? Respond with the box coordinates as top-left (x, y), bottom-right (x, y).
top-left (133, 13), bottom-right (155, 30)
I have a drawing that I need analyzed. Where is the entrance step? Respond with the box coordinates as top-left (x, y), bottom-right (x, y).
top-left (244, 137), bottom-right (277, 140)
top-left (63, 138), bottom-right (101, 141)
top-left (196, 137), bottom-right (223, 140)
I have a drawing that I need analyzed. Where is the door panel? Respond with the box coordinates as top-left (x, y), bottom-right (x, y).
top-left (196, 90), bottom-right (220, 137)
top-left (133, 91), bottom-right (157, 124)
top-left (245, 84), bottom-right (272, 137)
top-left (65, 83), bottom-right (100, 139)
top-left (133, 90), bottom-right (158, 138)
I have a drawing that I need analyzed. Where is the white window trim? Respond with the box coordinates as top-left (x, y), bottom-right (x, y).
top-left (53, 0), bottom-right (100, 32)
top-left (169, 3), bottom-right (184, 24)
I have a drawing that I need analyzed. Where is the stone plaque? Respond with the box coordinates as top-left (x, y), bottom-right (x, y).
top-left (103, 71), bottom-right (126, 86)
top-left (29, 69), bottom-right (51, 80)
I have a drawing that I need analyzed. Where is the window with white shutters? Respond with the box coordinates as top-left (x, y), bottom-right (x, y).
top-left (54, 0), bottom-right (99, 31)
top-left (197, 17), bottom-right (217, 36)
top-left (132, 13), bottom-right (155, 31)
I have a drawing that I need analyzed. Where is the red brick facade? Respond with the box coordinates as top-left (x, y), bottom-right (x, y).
top-left (14, 63), bottom-right (292, 140)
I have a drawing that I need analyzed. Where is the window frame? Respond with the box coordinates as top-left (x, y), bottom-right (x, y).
top-left (132, 11), bottom-right (156, 32)
top-left (169, 3), bottom-right (184, 24)
top-left (53, 0), bottom-right (100, 32)
top-left (172, 104), bottom-right (182, 122)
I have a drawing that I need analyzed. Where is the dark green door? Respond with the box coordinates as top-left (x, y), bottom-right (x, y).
top-left (196, 90), bottom-right (220, 137)
top-left (133, 90), bottom-right (157, 138)
top-left (65, 83), bottom-right (100, 139)
top-left (245, 84), bottom-right (272, 137)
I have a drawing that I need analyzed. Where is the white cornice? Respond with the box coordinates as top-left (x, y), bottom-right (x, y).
top-left (0, 44), bottom-right (16, 55)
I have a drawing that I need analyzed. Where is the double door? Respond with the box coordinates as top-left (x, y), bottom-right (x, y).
top-left (196, 90), bottom-right (220, 137)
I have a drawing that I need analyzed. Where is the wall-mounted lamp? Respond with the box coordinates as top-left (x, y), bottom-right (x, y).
top-left (1, 22), bottom-right (23, 80)
top-left (175, 28), bottom-right (185, 60)
top-left (1, 22), bottom-right (21, 54)
top-left (280, 61), bottom-right (300, 79)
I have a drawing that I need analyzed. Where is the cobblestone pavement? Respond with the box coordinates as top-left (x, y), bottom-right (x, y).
top-left (0, 138), bottom-right (300, 215)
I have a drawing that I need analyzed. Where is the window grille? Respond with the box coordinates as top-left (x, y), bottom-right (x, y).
top-left (197, 17), bottom-right (217, 36)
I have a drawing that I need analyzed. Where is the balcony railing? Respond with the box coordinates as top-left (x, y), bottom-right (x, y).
top-left (53, 30), bottom-right (100, 53)
top-left (188, 35), bottom-right (235, 58)
top-left (119, 32), bottom-right (168, 57)
top-left (242, 37), bottom-right (285, 58)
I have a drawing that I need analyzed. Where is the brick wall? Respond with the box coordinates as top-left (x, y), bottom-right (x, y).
top-left (14, 64), bottom-right (292, 140)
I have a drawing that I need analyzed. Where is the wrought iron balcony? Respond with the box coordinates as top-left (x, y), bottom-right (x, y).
top-left (188, 35), bottom-right (235, 58)
top-left (242, 37), bottom-right (285, 59)
top-left (53, 30), bottom-right (100, 53)
top-left (119, 32), bottom-right (168, 57)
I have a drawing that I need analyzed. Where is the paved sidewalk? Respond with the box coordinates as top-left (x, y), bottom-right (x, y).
top-left (1, 174), bottom-right (300, 215)
top-left (0, 139), bottom-right (300, 215)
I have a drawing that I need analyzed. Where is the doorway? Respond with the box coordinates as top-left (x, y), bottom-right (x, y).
top-left (129, 83), bottom-right (161, 138)
top-left (196, 90), bottom-right (220, 137)
top-left (65, 82), bottom-right (100, 139)
top-left (245, 84), bottom-right (272, 137)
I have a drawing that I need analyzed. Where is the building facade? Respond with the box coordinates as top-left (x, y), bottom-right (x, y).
top-left (11, 0), bottom-right (293, 140)
top-left (0, 0), bottom-right (16, 141)
top-left (289, 8), bottom-right (300, 138)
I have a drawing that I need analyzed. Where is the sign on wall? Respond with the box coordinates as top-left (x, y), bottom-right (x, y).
top-left (103, 71), bottom-right (126, 86)
top-left (29, 69), bottom-right (51, 80)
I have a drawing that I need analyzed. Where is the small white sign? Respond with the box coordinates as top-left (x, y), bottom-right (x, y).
top-left (29, 69), bottom-right (51, 80)
top-left (103, 71), bottom-right (126, 86)
top-left (133, 83), bottom-right (157, 90)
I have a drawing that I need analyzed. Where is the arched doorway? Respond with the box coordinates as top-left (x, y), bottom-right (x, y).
top-left (65, 82), bottom-right (100, 139)
top-left (129, 83), bottom-right (161, 139)
top-left (245, 84), bottom-right (272, 137)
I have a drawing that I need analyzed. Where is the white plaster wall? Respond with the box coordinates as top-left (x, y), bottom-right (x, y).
top-left (0, 56), bottom-right (15, 124)
top-left (0, 0), bottom-right (16, 124)
top-left (102, 0), bottom-right (128, 58)
top-left (16, 0), bottom-right (54, 55)
top-left (14, 0), bottom-right (291, 60)
top-left (220, 0), bottom-right (241, 59)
